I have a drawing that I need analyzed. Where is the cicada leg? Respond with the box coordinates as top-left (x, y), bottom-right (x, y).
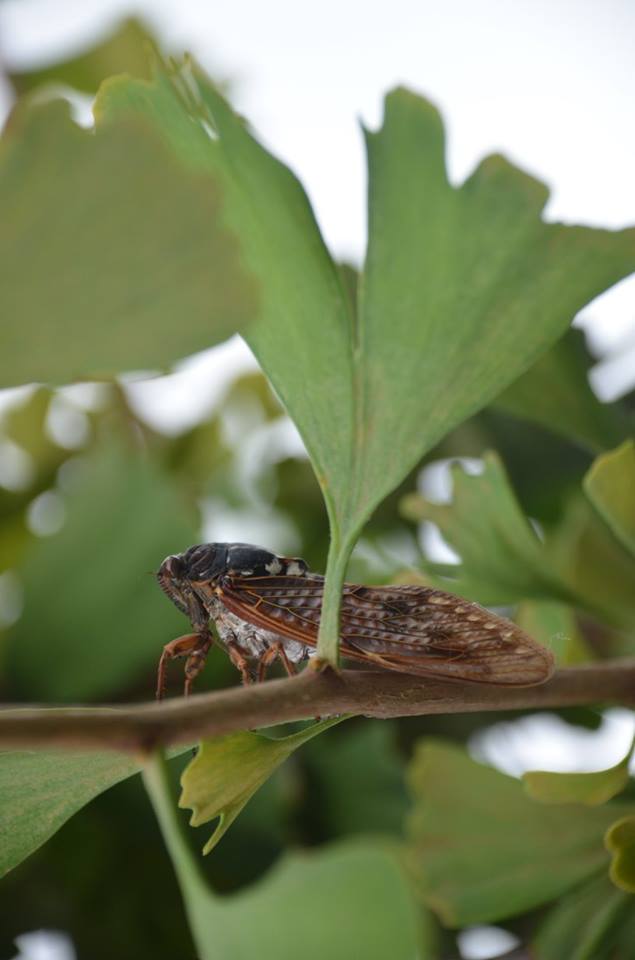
top-left (256, 641), bottom-right (298, 682)
top-left (183, 635), bottom-right (213, 696)
top-left (156, 631), bottom-right (212, 700)
top-left (226, 641), bottom-right (255, 685)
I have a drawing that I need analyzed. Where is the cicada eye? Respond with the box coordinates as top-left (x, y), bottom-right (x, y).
top-left (159, 555), bottom-right (184, 580)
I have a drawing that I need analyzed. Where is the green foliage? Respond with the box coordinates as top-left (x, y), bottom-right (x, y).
top-left (7, 18), bottom-right (156, 96)
top-left (605, 816), bottom-right (635, 894)
top-left (95, 65), bottom-right (353, 539)
top-left (0, 97), bottom-right (256, 386)
top-left (93, 64), bottom-right (635, 666)
top-left (185, 841), bottom-right (425, 960)
top-left (145, 751), bottom-right (429, 960)
top-left (523, 737), bottom-right (635, 805)
top-left (6, 441), bottom-right (198, 700)
top-left (179, 718), bottom-right (345, 854)
top-left (402, 449), bottom-right (635, 633)
top-left (515, 600), bottom-right (591, 665)
top-left (584, 439), bottom-right (635, 558)
top-left (532, 873), bottom-right (634, 960)
top-left (1, 26), bottom-right (635, 960)
top-left (0, 749), bottom-right (139, 878)
top-left (402, 451), bottom-right (574, 605)
top-left (494, 328), bottom-right (628, 453)
top-left (302, 721), bottom-right (409, 837)
top-left (359, 96), bottom-right (633, 528)
top-left (405, 739), bottom-right (631, 926)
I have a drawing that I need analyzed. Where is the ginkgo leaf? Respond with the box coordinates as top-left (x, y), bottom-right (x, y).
top-left (494, 329), bottom-right (628, 454)
top-left (6, 442), bottom-right (198, 701)
top-left (515, 601), bottom-right (592, 666)
top-left (523, 736), bottom-right (635, 805)
top-left (401, 451), bottom-right (573, 605)
top-left (7, 17), bottom-right (156, 95)
top-left (402, 452), bottom-right (635, 630)
top-left (605, 815), bottom-right (635, 894)
top-left (533, 873), bottom-right (633, 960)
top-left (0, 97), bottom-right (256, 387)
top-left (179, 717), bottom-right (345, 854)
top-left (584, 440), bottom-right (635, 559)
top-left (406, 739), bottom-right (630, 925)
top-left (94, 65), bottom-right (635, 664)
top-left (0, 750), bottom-right (139, 878)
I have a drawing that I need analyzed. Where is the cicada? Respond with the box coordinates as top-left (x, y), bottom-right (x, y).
top-left (155, 542), bottom-right (554, 698)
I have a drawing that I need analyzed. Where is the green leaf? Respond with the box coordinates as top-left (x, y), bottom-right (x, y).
top-left (0, 388), bottom-right (64, 573)
top-left (584, 439), bottom-right (635, 558)
top-left (95, 66), bottom-right (352, 526)
top-left (0, 749), bottom-right (138, 877)
top-left (0, 745), bottom-right (192, 878)
top-left (0, 97), bottom-right (256, 387)
top-left (533, 873), bottom-right (633, 960)
top-left (8, 17), bottom-right (156, 96)
top-left (179, 717), bottom-right (346, 854)
top-left (494, 329), bottom-right (628, 453)
top-left (303, 721), bottom-right (409, 837)
top-left (523, 736), bottom-right (635, 805)
top-left (405, 739), bottom-right (631, 925)
top-left (606, 815), bottom-right (635, 893)
top-left (147, 752), bottom-right (430, 960)
top-left (4, 387), bottom-right (58, 467)
top-left (6, 441), bottom-right (198, 700)
top-left (402, 451), bottom-right (635, 630)
top-left (546, 493), bottom-right (635, 631)
top-left (432, 404), bottom-right (592, 526)
top-left (0, 513), bottom-right (31, 577)
top-left (357, 92), bottom-right (635, 533)
top-left (95, 68), bottom-right (635, 667)
top-left (194, 842), bottom-right (427, 960)
top-left (95, 63), bottom-right (355, 664)
top-left (515, 601), bottom-right (592, 666)
top-left (401, 450), bottom-right (572, 606)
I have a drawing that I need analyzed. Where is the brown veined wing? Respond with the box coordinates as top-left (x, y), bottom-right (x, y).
top-left (217, 575), bottom-right (555, 686)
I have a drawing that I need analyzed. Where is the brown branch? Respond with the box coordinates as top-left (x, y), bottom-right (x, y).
top-left (1, 659), bottom-right (634, 754)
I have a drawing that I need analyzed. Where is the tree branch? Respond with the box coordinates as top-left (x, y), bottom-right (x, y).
top-left (1, 659), bottom-right (634, 753)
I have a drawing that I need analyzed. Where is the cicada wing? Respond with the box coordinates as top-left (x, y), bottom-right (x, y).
top-left (218, 576), bottom-right (554, 686)
top-left (338, 583), bottom-right (555, 685)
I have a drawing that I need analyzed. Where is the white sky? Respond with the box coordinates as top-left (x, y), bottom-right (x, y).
top-left (1, 0), bottom-right (634, 363)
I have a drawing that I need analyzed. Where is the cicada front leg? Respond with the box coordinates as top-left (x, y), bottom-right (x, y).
top-left (156, 631), bottom-right (213, 699)
top-left (183, 635), bottom-right (214, 696)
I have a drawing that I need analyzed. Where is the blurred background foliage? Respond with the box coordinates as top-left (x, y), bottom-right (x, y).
top-left (1, 15), bottom-right (635, 960)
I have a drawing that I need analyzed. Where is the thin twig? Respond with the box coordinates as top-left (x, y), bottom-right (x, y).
top-left (1, 659), bottom-right (634, 754)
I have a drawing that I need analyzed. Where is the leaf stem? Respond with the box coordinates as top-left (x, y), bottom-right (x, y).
top-left (142, 749), bottom-right (216, 957)
top-left (315, 534), bottom-right (354, 666)
top-left (142, 750), bottom-right (209, 898)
